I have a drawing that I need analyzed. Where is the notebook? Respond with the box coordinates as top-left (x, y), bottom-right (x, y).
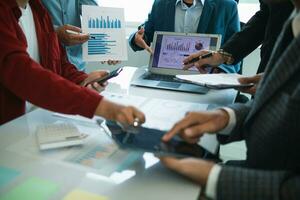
top-left (131, 31), bottom-right (222, 94)
top-left (175, 73), bottom-right (254, 89)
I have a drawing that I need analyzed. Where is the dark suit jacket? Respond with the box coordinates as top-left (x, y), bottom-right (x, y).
top-left (215, 20), bottom-right (300, 199)
top-left (222, 1), bottom-right (293, 73)
top-left (129, 0), bottom-right (241, 73)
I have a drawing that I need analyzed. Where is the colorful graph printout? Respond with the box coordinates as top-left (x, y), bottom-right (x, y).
top-left (82, 6), bottom-right (127, 61)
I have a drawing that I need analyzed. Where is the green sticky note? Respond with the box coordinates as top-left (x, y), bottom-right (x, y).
top-left (63, 189), bottom-right (108, 200)
top-left (0, 177), bottom-right (58, 200)
top-left (0, 166), bottom-right (20, 188)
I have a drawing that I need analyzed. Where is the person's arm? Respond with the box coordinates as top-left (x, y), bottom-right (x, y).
top-left (0, 7), bottom-right (100, 118)
top-left (53, 0), bottom-right (97, 47)
top-left (0, 10), bottom-right (146, 126)
top-left (217, 101), bottom-right (253, 144)
top-left (162, 101), bottom-right (252, 144)
top-left (161, 157), bottom-right (300, 200)
top-left (129, 0), bottom-right (157, 52)
top-left (216, 167), bottom-right (300, 200)
top-left (58, 42), bottom-right (88, 84)
top-left (216, 0), bottom-right (241, 73)
top-left (222, 1), bottom-right (269, 64)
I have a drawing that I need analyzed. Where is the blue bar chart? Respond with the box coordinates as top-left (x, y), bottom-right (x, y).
top-left (82, 6), bottom-right (127, 61)
top-left (88, 17), bottom-right (122, 29)
top-left (88, 33), bottom-right (116, 55)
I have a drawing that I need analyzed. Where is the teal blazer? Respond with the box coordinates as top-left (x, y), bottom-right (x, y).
top-left (129, 0), bottom-right (241, 73)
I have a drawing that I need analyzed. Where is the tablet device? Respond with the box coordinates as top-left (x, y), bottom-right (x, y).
top-left (104, 120), bottom-right (218, 159)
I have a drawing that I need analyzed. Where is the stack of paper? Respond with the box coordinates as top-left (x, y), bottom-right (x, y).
top-left (175, 73), bottom-right (254, 89)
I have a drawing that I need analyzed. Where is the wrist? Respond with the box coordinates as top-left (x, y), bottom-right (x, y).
top-left (180, 159), bottom-right (215, 187)
top-left (203, 164), bottom-right (222, 199)
top-left (95, 98), bottom-right (123, 120)
top-left (217, 49), bottom-right (234, 65)
top-left (200, 162), bottom-right (215, 187)
top-left (212, 109), bottom-right (230, 131)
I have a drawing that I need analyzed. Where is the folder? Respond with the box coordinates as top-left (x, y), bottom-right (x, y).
top-left (175, 73), bottom-right (254, 89)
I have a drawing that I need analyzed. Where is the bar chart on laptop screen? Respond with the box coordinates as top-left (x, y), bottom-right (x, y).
top-left (82, 6), bottom-right (127, 61)
top-left (157, 36), bottom-right (211, 69)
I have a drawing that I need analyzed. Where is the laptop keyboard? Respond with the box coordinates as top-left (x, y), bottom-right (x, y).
top-left (135, 73), bottom-right (209, 94)
top-left (144, 74), bottom-right (178, 82)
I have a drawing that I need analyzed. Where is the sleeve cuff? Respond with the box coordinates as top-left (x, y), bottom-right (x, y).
top-left (218, 107), bottom-right (236, 135)
top-left (205, 164), bottom-right (222, 199)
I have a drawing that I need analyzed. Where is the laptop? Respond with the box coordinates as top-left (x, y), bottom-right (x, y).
top-left (131, 31), bottom-right (222, 94)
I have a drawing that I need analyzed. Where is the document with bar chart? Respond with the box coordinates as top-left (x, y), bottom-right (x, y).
top-left (82, 6), bottom-right (128, 61)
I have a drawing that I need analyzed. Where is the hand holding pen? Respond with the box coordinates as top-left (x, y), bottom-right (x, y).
top-left (66, 30), bottom-right (96, 39)
top-left (56, 24), bottom-right (90, 46)
top-left (120, 118), bottom-right (141, 144)
top-left (183, 50), bottom-right (225, 73)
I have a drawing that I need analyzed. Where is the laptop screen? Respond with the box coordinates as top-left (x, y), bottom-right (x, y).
top-left (151, 32), bottom-right (220, 71)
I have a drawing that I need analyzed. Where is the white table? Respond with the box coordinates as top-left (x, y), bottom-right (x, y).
top-left (107, 66), bottom-right (237, 105)
top-left (0, 67), bottom-right (237, 200)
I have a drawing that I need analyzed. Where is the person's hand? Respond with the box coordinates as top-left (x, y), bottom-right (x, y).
top-left (100, 60), bottom-right (121, 65)
top-left (162, 110), bottom-right (229, 143)
top-left (134, 28), bottom-right (153, 54)
top-left (183, 50), bottom-right (225, 73)
top-left (81, 70), bottom-right (109, 92)
top-left (160, 157), bottom-right (215, 186)
top-left (95, 99), bottom-right (146, 125)
top-left (237, 73), bottom-right (263, 95)
top-left (56, 24), bottom-right (89, 46)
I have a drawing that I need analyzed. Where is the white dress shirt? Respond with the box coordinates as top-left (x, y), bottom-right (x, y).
top-left (18, 4), bottom-right (40, 113)
top-left (18, 5), bottom-right (40, 63)
top-left (205, 107), bottom-right (235, 199)
top-left (174, 0), bottom-right (205, 33)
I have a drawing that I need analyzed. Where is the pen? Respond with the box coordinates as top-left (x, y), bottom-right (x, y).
top-left (117, 117), bottom-right (140, 144)
top-left (133, 118), bottom-right (140, 127)
top-left (65, 30), bottom-right (96, 39)
top-left (183, 52), bottom-right (214, 65)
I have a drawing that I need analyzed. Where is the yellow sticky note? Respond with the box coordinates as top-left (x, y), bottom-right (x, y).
top-left (63, 189), bottom-right (108, 200)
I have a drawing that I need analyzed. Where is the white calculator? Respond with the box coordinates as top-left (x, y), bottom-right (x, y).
top-left (36, 123), bottom-right (87, 150)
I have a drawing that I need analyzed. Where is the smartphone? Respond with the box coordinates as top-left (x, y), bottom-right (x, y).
top-left (86, 67), bottom-right (123, 85)
top-left (104, 120), bottom-right (219, 160)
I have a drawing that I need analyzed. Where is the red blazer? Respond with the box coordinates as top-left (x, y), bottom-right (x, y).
top-left (0, 0), bottom-right (102, 124)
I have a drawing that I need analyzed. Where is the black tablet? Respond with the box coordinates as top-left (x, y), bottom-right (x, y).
top-left (104, 120), bottom-right (218, 159)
